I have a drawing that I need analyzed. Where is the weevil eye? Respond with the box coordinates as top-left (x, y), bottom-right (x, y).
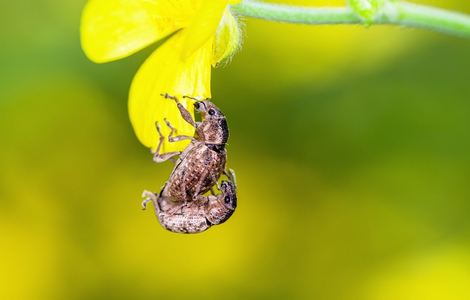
top-left (224, 196), bottom-right (231, 204)
top-left (194, 102), bottom-right (201, 109)
top-left (208, 108), bottom-right (216, 116)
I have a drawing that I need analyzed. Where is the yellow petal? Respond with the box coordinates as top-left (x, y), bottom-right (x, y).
top-left (212, 8), bottom-right (242, 66)
top-left (181, 0), bottom-right (229, 59)
top-left (81, 0), bottom-right (198, 63)
top-left (129, 31), bottom-right (213, 152)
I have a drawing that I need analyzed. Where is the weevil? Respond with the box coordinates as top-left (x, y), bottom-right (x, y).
top-left (142, 170), bottom-right (237, 234)
top-left (146, 94), bottom-right (229, 203)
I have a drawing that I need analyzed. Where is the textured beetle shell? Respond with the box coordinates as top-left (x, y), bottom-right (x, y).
top-left (156, 197), bottom-right (211, 234)
top-left (162, 142), bottom-right (226, 201)
top-left (196, 118), bottom-right (229, 145)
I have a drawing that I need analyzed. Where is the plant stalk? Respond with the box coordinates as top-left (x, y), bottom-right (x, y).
top-left (231, 1), bottom-right (470, 38)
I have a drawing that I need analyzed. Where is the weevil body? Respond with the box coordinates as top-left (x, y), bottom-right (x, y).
top-left (152, 94), bottom-right (230, 202)
top-left (142, 176), bottom-right (237, 234)
top-left (163, 142), bottom-right (226, 201)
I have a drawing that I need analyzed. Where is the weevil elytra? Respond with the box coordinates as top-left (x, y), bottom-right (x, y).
top-left (142, 170), bottom-right (237, 234)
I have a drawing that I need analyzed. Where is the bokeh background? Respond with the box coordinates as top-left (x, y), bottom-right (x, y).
top-left (1, 0), bottom-right (470, 299)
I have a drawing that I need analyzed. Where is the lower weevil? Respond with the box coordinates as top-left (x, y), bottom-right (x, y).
top-left (142, 170), bottom-right (237, 234)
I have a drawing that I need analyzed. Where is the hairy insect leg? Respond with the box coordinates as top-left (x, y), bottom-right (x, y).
top-left (152, 121), bottom-right (181, 163)
top-left (143, 189), bottom-right (183, 219)
top-left (141, 190), bottom-right (158, 210)
top-left (161, 93), bottom-right (197, 128)
top-left (161, 93), bottom-right (178, 101)
top-left (224, 168), bottom-right (237, 185)
top-left (193, 169), bottom-right (209, 198)
top-left (164, 118), bottom-right (194, 143)
top-left (192, 169), bottom-right (221, 199)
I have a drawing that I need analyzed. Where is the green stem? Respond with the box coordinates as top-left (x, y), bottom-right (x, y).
top-left (231, 1), bottom-right (470, 38)
top-left (394, 2), bottom-right (470, 37)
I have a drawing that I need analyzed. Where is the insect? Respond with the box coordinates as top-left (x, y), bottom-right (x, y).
top-left (142, 170), bottom-right (237, 234)
top-left (148, 93), bottom-right (229, 203)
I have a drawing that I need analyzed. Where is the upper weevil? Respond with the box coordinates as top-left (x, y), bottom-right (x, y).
top-left (144, 93), bottom-right (230, 206)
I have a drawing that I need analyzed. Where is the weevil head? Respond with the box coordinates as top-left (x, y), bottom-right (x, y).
top-left (220, 180), bottom-right (237, 210)
top-left (194, 100), bottom-right (229, 145)
top-left (194, 100), bottom-right (224, 119)
top-left (206, 180), bottom-right (237, 225)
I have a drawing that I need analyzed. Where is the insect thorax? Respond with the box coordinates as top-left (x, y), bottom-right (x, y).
top-left (197, 118), bottom-right (229, 145)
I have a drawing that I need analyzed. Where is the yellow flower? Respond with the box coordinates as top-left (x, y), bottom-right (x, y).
top-left (80, 0), bottom-right (241, 152)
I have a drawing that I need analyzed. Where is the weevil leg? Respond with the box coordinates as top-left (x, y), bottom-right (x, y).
top-left (193, 170), bottom-right (220, 199)
top-left (161, 93), bottom-right (178, 101)
top-left (153, 152), bottom-right (181, 163)
top-left (154, 121), bottom-right (164, 153)
top-left (209, 173), bottom-right (221, 195)
top-left (164, 118), bottom-right (195, 143)
top-left (161, 93), bottom-right (197, 128)
top-left (193, 169), bottom-right (210, 199)
top-left (141, 190), bottom-right (158, 210)
top-left (177, 103), bottom-right (197, 128)
top-left (224, 168), bottom-right (237, 185)
top-left (152, 121), bottom-right (181, 163)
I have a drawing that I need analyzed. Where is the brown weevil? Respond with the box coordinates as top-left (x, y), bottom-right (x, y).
top-left (142, 170), bottom-right (237, 234)
top-left (148, 93), bottom-right (229, 202)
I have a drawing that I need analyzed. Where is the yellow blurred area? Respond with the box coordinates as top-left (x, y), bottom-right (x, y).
top-left (365, 245), bottom-right (470, 300)
top-left (1, 0), bottom-right (470, 299)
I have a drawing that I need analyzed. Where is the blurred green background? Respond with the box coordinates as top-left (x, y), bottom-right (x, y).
top-left (1, 0), bottom-right (470, 299)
